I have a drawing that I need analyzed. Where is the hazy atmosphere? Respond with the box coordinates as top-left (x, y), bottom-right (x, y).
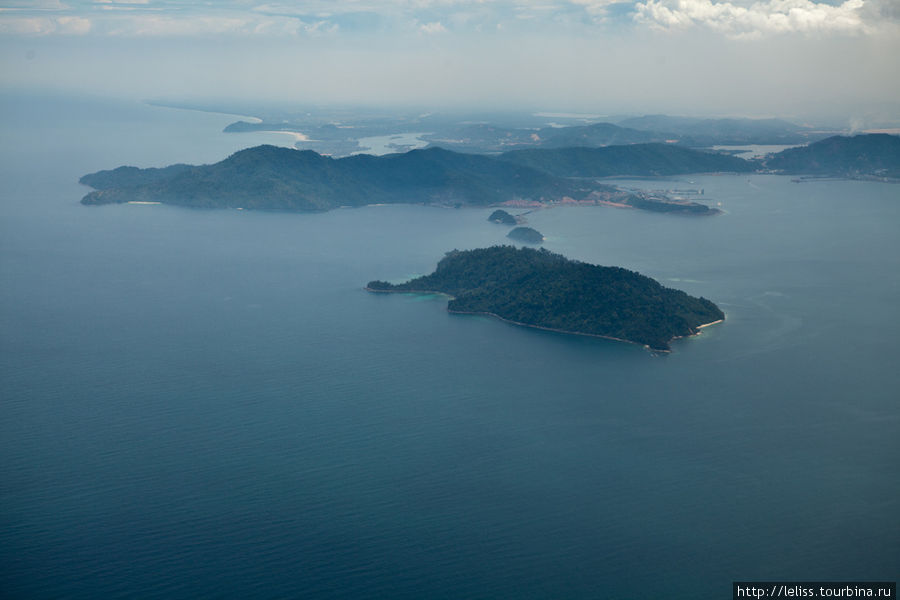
top-left (2, 2), bottom-right (899, 599)
top-left (2, 0), bottom-right (900, 121)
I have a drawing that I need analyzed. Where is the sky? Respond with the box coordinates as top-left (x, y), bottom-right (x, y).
top-left (1, 0), bottom-right (898, 121)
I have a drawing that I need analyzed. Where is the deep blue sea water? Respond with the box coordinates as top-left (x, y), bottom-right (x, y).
top-left (1, 93), bottom-right (898, 599)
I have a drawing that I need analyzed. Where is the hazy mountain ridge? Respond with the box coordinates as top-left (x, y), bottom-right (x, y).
top-left (499, 144), bottom-right (756, 177)
top-left (616, 115), bottom-right (813, 145)
top-left (424, 122), bottom-right (669, 153)
top-left (79, 143), bottom-right (757, 213)
top-left (82, 137), bottom-right (900, 215)
top-left (220, 112), bottom-right (830, 156)
top-left (80, 145), bottom-right (586, 210)
top-left (764, 133), bottom-right (900, 178)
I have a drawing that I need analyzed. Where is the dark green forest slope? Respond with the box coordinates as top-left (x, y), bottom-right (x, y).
top-left (500, 144), bottom-right (755, 177)
top-left (367, 246), bottom-right (724, 351)
top-left (765, 134), bottom-right (900, 177)
top-left (81, 145), bottom-right (583, 210)
top-left (80, 144), bottom-right (753, 212)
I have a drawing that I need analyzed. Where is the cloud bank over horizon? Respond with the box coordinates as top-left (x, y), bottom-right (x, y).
top-left (1, 0), bottom-right (898, 120)
top-left (1, 0), bottom-right (895, 37)
top-left (635, 0), bottom-right (876, 37)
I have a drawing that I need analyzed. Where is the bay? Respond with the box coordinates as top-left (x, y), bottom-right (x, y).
top-left (1, 94), bottom-right (898, 599)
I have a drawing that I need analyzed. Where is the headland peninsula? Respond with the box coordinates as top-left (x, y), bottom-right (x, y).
top-left (79, 144), bottom-right (750, 215)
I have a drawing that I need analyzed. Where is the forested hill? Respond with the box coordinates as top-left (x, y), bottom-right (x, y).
top-left (79, 143), bottom-right (751, 213)
top-left (499, 144), bottom-right (756, 177)
top-left (367, 246), bottom-right (724, 351)
top-left (765, 134), bottom-right (900, 177)
top-left (80, 145), bottom-right (583, 210)
top-left (78, 163), bottom-right (193, 190)
top-left (533, 122), bottom-right (667, 148)
top-left (616, 115), bottom-right (811, 145)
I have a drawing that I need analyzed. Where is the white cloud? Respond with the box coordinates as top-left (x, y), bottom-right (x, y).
top-left (101, 14), bottom-right (338, 36)
top-left (1, 0), bottom-right (890, 38)
top-left (634, 0), bottom-right (869, 37)
top-left (0, 6), bottom-right (341, 37)
top-left (0, 0), bottom-right (70, 10)
top-left (0, 17), bottom-right (55, 34)
top-left (570, 0), bottom-right (620, 14)
top-left (57, 14), bottom-right (91, 32)
top-left (419, 20), bottom-right (447, 32)
top-left (0, 14), bottom-right (89, 34)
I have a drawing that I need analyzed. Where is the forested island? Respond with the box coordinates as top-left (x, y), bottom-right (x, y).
top-left (366, 246), bottom-right (724, 351)
top-left (79, 144), bottom-right (742, 214)
top-left (488, 209), bottom-right (518, 225)
top-left (764, 133), bottom-right (900, 178)
top-left (499, 144), bottom-right (755, 177)
top-left (507, 227), bottom-right (544, 243)
top-left (80, 145), bottom-right (575, 210)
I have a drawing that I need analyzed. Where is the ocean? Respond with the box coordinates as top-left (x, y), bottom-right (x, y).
top-left (1, 93), bottom-right (898, 599)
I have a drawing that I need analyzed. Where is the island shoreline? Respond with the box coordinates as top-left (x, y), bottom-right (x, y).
top-left (365, 286), bottom-right (725, 352)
